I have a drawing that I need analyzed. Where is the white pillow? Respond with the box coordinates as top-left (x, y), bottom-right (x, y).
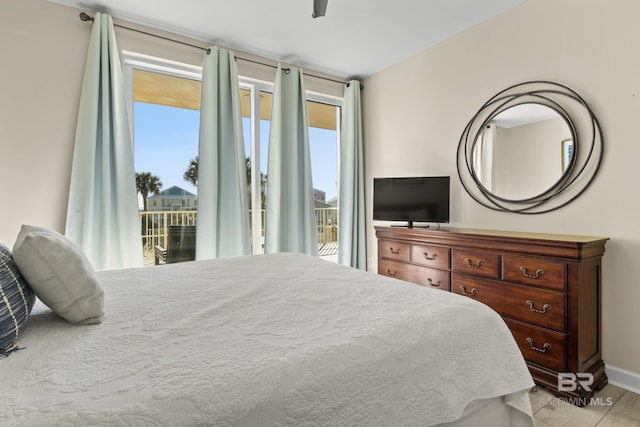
top-left (12, 225), bottom-right (104, 325)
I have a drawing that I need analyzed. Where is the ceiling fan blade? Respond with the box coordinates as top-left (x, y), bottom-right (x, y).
top-left (312, 0), bottom-right (328, 18)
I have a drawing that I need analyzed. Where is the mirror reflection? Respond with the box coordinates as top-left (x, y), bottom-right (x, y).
top-left (473, 103), bottom-right (572, 200)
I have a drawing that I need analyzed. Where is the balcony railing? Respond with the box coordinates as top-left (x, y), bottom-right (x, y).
top-left (139, 210), bottom-right (197, 251)
top-left (139, 208), bottom-right (339, 264)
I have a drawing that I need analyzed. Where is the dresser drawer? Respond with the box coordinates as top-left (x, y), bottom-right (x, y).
top-left (379, 259), bottom-right (450, 291)
top-left (503, 255), bottom-right (566, 291)
top-left (379, 240), bottom-right (410, 262)
top-left (505, 319), bottom-right (567, 372)
top-left (452, 274), bottom-right (566, 331)
top-left (410, 244), bottom-right (450, 269)
top-left (378, 259), bottom-right (412, 281)
top-left (451, 249), bottom-right (500, 279)
top-left (411, 266), bottom-right (450, 291)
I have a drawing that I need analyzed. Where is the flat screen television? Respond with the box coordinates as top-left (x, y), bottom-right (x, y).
top-left (373, 176), bottom-right (450, 227)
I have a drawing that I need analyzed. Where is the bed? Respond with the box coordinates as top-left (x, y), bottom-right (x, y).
top-left (1, 251), bottom-right (535, 426)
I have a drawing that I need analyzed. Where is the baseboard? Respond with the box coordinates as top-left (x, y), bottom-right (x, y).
top-left (606, 364), bottom-right (640, 394)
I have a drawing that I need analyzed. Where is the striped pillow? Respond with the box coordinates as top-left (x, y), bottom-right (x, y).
top-left (0, 243), bottom-right (35, 355)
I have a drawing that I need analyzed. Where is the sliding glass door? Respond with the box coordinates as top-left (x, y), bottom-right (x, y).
top-left (124, 54), bottom-right (341, 264)
top-left (307, 98), bottom-right (339, 260)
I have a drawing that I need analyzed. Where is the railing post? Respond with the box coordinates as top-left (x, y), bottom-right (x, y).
top-left (162, 211), bottom-right (168, 249)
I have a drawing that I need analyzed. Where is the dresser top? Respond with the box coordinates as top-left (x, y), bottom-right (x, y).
top-left (375, 226), bottom-right (608, 259)
top-left (375, 226), bottom-right (607, 243)
top-left (434, 227), bottom-right (608, 243)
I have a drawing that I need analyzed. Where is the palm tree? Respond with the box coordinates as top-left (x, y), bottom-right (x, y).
top-left (136, 172), bottom-right (163, 211)
top-left (183, 156), bottom-right (199, 187)
top-left (184, 156), bottom-right (266, 208)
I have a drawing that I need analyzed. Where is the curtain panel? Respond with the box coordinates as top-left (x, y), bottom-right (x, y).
top-left (338, 80), bottom-right (366, 269)
top-left (265, 65), bottom-right (318, 256)
top-left (475, 123), bottom-right (496, 192)
top-left (196, 47), bottom-right (251, 259)
top-left (65, 12), bottom-right (143, 270)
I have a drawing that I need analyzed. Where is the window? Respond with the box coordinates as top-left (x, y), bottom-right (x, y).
top-left (124, 53), bottom-right (341, 264)
top-left (307, 97), bottom-right (340, 258)
top-left (240, 84), bottom-right (271, 254)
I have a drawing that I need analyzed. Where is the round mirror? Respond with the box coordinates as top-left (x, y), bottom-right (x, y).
top-left (472, 103), bottom-right (573, 201)
top-left (457, 81), bottom-right (603, 214)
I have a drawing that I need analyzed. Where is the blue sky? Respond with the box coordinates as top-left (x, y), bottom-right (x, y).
top-left (133, 102), bottom-right (338, 203)
top-left (134, 103), bottom-right (199, 195)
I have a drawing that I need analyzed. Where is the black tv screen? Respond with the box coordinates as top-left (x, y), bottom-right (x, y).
top-left (373, 176), bottom-right (450, 226)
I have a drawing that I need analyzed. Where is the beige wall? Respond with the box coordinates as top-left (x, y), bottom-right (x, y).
top-left (496, 117), bottom-right (569, 199)
top-left (0, 0), bottom-right (343, 246)
top-left (363, 0), bottom-right (640, 379)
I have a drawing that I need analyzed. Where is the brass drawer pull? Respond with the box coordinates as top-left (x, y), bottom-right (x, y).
top-left (389, 247), bottom-right (401, 255)
top-left (384, 268), bottom-right (397, 277)
top-left (460, 285), bottom-right (478, 296)
top-left (526, 337), bottom-right (552, 353)
top-left (423, 252), bottom-right (437, 260)
top-left (526, 300), bottom-right (552, 313)
top-left (427, 278), bottom-right (442, 287)
top-left (520, 266), bottom-right (544, 279)
top-left (464, 258), bottom-right (484, 269)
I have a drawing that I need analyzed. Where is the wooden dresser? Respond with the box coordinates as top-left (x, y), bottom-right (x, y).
top-left (375, 226), bottom-right (608, 403)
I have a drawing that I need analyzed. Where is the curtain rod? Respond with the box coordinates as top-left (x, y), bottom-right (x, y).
top-left (78, 12), bottom-right (353, 87)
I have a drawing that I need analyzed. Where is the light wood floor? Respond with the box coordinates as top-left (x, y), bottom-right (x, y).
top-left (529, 384), bottom-right (640, 426)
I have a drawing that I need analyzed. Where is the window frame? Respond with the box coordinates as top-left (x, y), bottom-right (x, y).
top-left (122, 52), bottom-right (343, 256)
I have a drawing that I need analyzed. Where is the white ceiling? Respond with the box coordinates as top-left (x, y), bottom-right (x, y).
top-left (51, 0), bottom-right (524, 79)
top-left (491, 104), bottom-right (561, 128)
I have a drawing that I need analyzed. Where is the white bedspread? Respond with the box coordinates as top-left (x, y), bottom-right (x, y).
top-left (0, 253), bottom-right (534, 426)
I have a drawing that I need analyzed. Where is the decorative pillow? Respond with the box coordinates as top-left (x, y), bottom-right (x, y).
top-left (0, 243), bottom-right (35, 355)
top-left (12, 225), bottom-right (104, 325)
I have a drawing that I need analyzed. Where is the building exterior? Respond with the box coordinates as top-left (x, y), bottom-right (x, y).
top-left (148, 185), bottom-right (197, 211)
top-left (313, 188), bottom-right (326, 204)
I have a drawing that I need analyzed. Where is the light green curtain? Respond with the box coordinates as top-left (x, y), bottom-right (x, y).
top-left (65, 12), bottom-right (143, 270)
top-left (338, 80), bottom-right (366, 269)
top-left (265, 65), bottom-right (318, 255)
top-left (196, 47), bottom-right (251, 259)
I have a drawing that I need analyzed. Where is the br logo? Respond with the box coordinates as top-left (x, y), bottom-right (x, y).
top-left (558, 373), bottom-right (594, 392)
